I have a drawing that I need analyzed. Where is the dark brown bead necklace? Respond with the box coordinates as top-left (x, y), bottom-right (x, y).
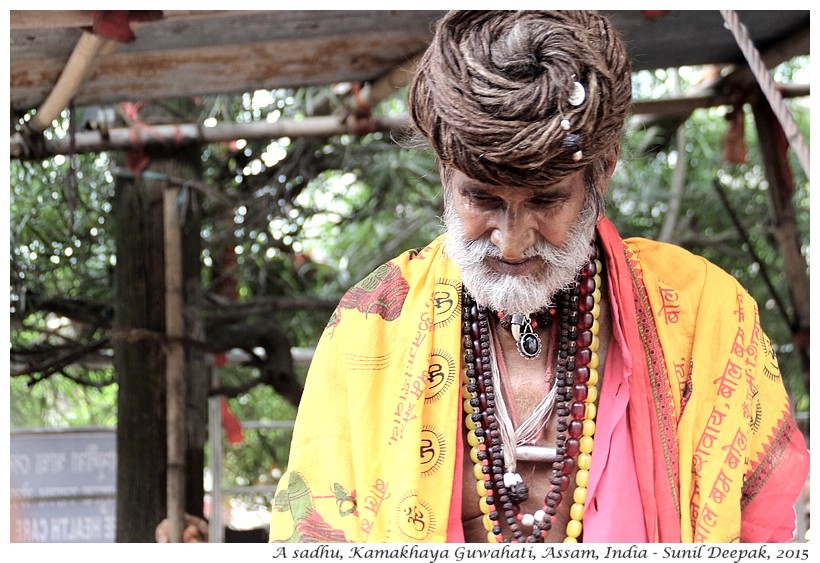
top-left (461, 239), bottom-right (602, 543)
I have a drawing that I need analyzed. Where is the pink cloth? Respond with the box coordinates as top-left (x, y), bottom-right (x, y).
top-left (581, 270), bottom-right (647, 541)
top-left (447, 262), bottom-right (648, 542)
top-left (448, 423), bottom-right (466, 541)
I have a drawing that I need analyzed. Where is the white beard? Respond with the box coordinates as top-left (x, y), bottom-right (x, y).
top-left (443, 194), bottom-right (598, 315)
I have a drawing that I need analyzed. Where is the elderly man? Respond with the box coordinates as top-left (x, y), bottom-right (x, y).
top-left (269, 11), bottom-right (808, 543)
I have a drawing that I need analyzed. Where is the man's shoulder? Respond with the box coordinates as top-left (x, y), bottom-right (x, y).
top-left (389, 234), bottom-right (448, 267)
top-left (624, 237), bottom-right (736, 285)
top-left (334, 236), bottom-right (450, 321)
top-left (367, 235), bottom-right (450, 287)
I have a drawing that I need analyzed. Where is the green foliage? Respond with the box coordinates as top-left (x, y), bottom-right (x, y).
top-left (213, 365), bottom-right (298, 511)
top-left (296, 141), bottom-right (442, 291)
top-left (10, 154), bottom-right (115, 304)
top-left (10, 151), bottom-right (118, 429)
top-left (9, 370), bottom-right (118, 428)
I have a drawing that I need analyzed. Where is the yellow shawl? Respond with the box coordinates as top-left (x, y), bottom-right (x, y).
top-left (270, 219), bottom-right (808, 542)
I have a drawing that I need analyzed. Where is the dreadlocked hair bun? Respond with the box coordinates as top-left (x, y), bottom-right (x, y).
top-left (409, 10), bottom-right (632, 187)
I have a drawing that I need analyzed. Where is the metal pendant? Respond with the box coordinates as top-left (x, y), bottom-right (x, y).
top-left (510, 313), bottom-right (541, 360)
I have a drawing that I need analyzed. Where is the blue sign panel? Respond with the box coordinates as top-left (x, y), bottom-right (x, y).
top-left (10, 428), bottom-right (117, 543)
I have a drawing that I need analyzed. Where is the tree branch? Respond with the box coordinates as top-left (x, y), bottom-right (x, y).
top-left (11, 336), bottom-right (111, 379)
top-left (712, 179), bottom-right (792, 326)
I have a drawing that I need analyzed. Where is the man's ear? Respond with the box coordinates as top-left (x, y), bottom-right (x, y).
top-left (595, 146), bottom-right (620, 196)
top-left (439, 164), bottom-right (453, 211)
top-left (439, 163), bottom-right (453, 187)
top-left (605, 145), bottom-right (620, 177)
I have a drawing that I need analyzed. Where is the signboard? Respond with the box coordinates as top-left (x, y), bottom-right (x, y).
top-left (10, 428), bottom-right (117, 543)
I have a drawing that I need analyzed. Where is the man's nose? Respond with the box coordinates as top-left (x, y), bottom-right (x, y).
top-left (489, 207), bottom-right (537, 260)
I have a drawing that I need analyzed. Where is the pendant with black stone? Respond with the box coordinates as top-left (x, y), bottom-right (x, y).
top-left (509, 313), bottom-right (542, 360)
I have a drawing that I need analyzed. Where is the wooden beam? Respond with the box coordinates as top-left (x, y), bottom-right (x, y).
top-left (10, 10), bottom-right (93, 30)
top-left (9, 10), bottom-right (239, 30)
top-left (631, 84), bottom-right (808, 119)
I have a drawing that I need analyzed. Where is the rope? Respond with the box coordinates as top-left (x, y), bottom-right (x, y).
top-left (720, 10), bottom-right (810, 180)
top-left (488, 325), bottom-right (557, 475)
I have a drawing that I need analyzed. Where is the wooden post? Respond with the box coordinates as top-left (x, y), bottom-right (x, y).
top-left (207, 367), bottom-right (225, 543)
top-left (163, 184), bottom-right (187, 542)
top-left (750, 93), bottom-right (810, 385)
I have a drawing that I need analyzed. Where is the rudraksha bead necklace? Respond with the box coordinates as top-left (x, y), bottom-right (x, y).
top-left (462, 239), bottom-right (603, 543)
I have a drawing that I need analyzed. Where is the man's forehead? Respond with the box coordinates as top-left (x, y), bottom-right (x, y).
top-left (447, 167), bottom-right (583, 193)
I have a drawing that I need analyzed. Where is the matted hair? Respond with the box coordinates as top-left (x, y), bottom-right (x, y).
top-left (409, 10), bottom-right (632, 189)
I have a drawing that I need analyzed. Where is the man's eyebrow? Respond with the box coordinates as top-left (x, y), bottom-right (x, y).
top-left (531, 184), bottom-right (573, 197)
top-left (465, 185), bottom-right (494, 194)
top-left (457, 180), bottom-right (494, 194)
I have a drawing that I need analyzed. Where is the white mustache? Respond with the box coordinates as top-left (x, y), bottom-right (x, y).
top-left (460, 234), bottom-right (583, 271)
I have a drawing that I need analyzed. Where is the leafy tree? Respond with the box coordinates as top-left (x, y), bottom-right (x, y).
top-left (11, 152), bottom-right (118, 425)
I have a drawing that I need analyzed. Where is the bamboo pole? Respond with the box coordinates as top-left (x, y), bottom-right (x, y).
top-left (26, 31), bottom-right (116, 133)
top-left (207, 367), bottom-right (224, 543)
top-left (10, 86), bottom-right (808, 160)
top-left (163, 184), bottom-right (187, 542)
top-left (354, 54), bottom-right (421, 109)
top-left (11, 114), bottom-right (410, 159)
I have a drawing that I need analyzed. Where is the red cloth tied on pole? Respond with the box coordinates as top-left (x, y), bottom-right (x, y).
top-left (91, 11), bottom-right (163, 43)
top-left (221, 397), bottom-right (244, 445)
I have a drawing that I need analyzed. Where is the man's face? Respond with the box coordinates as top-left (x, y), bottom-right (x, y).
top-left (443, 168), bottom-right (597, 315)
